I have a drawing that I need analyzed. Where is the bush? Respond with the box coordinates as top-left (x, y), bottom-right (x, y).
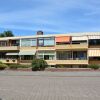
top-left (8, 64), bottom-right (31, 69)
top-left (0, 64), bottom-right (8, 70)
top-left (9, 64), bottom-right (18, 69)
top-left (31, 59), bottom-right (48, 71)
top-left (16, 64), bottom-right (31, 68)
top-left (88, 64), bottom-right (100, 70)
top-left (0, 61), bottom-right (3, 64)
top-left (55, 65), bottom-right (65, 68)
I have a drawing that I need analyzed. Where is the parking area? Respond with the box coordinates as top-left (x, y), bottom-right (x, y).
top-left (0, 71), bottom-right (100, 100)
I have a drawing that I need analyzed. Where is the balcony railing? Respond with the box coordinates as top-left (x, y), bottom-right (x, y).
top-left (20, 46), bottom-right (36, 51)
top-left (37, 46), bottom-right (55, 50)
top-left (55, 60), bottom-right (88, 65)
top-left (20, 60), bottom-right (32, 63)
top-left (55, 44), bottom-right (88, 50)
top-left (89, 60), bottom-right (100, 64)
top-left (45, 60), bottom-right (88, 65)
top-left (17, 59), bottom-right (88, 65)
top-left (45, 60), bottom-right (56, 65)
top-left (0, 59), bottom-right (18, 64)
top-left (0, 46), bottom-right (19, 51)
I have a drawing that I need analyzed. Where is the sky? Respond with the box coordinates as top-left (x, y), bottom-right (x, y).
top-left (0, 0), bottom-right (100, 36)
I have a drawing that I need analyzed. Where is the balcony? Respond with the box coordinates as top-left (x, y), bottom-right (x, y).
top-left (55, 44), bottom-right (88, 50)
top-left (0, 46), bottom-right (19, 51)
top-left (20, 47), bottom-right (36, 51)
top-left (45, 60), bottom-right (88, 65)
top-left (89, 45), bottom-right (100, 48)
top-left (55, 60), bottom-right (88, 65)
top-left (37, 46), bottom-right (55, 51)
top-left (20, 60), bottom-right (56, 65)
top-left (45, 60), bottom-right (56, 65)
top-left (16, 59), bottom-right (88, 65)
top-left (89, 60), bottom-right (100, 65)
top-left (20, 60), bottom-right (32, 64)
top-left (0, 59), bottom-right (18, 64)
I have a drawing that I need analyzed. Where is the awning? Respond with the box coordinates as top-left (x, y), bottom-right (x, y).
top-left (72, 36), bottom-right (88, 41)
top-left (88, 49), bottom-right (100, 57)
top-left (19, 50), bottom-right (36, 55)
top-left (88, 35), bottom-right (100, 39)
top-left (55, 36), bottom-right (71, 42)
top-left (6, 53), bottom-right (19, 55)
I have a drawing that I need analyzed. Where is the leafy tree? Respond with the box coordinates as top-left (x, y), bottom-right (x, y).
top-left (0, 30), bottom-right (14, 37)
top-left (0, 33), bottom-right (5, 37)
top-left (3, 31), bottom-right (14, 37)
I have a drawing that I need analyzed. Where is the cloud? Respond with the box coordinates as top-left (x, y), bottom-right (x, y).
top-left (0, 0), bottom-right (100, 35)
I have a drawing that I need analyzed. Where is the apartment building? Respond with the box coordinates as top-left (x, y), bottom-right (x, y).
top-left (0, 31), bottom-right (100, 67)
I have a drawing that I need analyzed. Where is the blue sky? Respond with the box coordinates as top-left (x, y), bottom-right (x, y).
top-left (0, 0), bottom-right (100, 36)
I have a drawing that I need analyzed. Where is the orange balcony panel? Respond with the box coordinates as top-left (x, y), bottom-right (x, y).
top-left (55, 36), bottom-right (71, 43)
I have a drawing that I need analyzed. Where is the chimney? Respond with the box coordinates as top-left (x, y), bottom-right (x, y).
top-left (37, 31), bottom-right (43, 35)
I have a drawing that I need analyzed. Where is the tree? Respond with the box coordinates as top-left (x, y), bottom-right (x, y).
top-left (0, 33), bottom-right (5, 37)
top-left (3, 31), bottom-right (14, 37)
top-left (0, 30), bottom-right (14, 37)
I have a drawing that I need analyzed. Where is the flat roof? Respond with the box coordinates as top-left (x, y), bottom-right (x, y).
top-left (0, 32), bottom-right (100, 40)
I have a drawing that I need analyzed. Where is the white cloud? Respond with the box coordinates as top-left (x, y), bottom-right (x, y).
top-left (0, 0), bottom-right (100, 34)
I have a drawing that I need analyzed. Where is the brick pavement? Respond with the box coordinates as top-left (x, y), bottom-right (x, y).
top-left (0, 71), bottom-right (100, 100)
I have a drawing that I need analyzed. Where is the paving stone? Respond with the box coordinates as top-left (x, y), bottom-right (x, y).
top-left (0, 71), bottom-right (100, 100)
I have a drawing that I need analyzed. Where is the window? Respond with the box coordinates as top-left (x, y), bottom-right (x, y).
top-left (0, 41), bottom-right (7, 46)
top-left (38, 55), bottom-right (44, 59)
top-left (90, 57), bottom-right (100, 61)
top-left (21, 39), bottom-right (37, 47)
top-left (72, 40), bottom-right (87, 44)
top-left (0, 52), bottom-right (6, 59)
top-left (73, 51), bottom-right (87, 60)
top-left (44, 55), bottom-right (49, 60)
top-left (31, 39), bottom-right (37, 46)
top-left (89, 39), bottom-right (100, 45)
top-left (37, 51), bottom-right (55, 60)
top-left (38, 37), bottom-right (55, 46)
top-left (12, 40), bottom-right (19, 46)
top-left (57, 51), bottom-right (72, 60)
top-left (49, 55), bottom-right (55, 60)
top-left (44, 37), bottom-right (55, 46)
top-left (38, 38), bottom-right (44, 46)
top-left (21, 55), bottom-right (35, 60)
top-left (6, 55), bottom-right (18, 59)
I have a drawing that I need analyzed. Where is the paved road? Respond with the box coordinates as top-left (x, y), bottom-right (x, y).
top-left (0, 71), bottom-right (100, 100)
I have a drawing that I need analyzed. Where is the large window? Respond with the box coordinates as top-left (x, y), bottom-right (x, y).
top-left (57, 51), bottom-right (72, 60)
top-left (89, 57), bottom-right (100, 61)
top-left (73, 51), bottom-right (87, 60)
top-left (11, 40), bottom-right (19, 46)
top-left (38, 37), bottom-right (55, 46)
top-left (0, 52), bottom-right (6, 59)
top-left (57, 51), bottom-right (87, 60)
top-left (37, 51), bottom-right (55, 60)
top-left (21, 39), bottom-right (37, 47)
top-left (0, 41), bottom-right (7, 47)
top-left (89, 39), bottom-right (100, 45)
top-left (44, 37), bottom-right (55, 46)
